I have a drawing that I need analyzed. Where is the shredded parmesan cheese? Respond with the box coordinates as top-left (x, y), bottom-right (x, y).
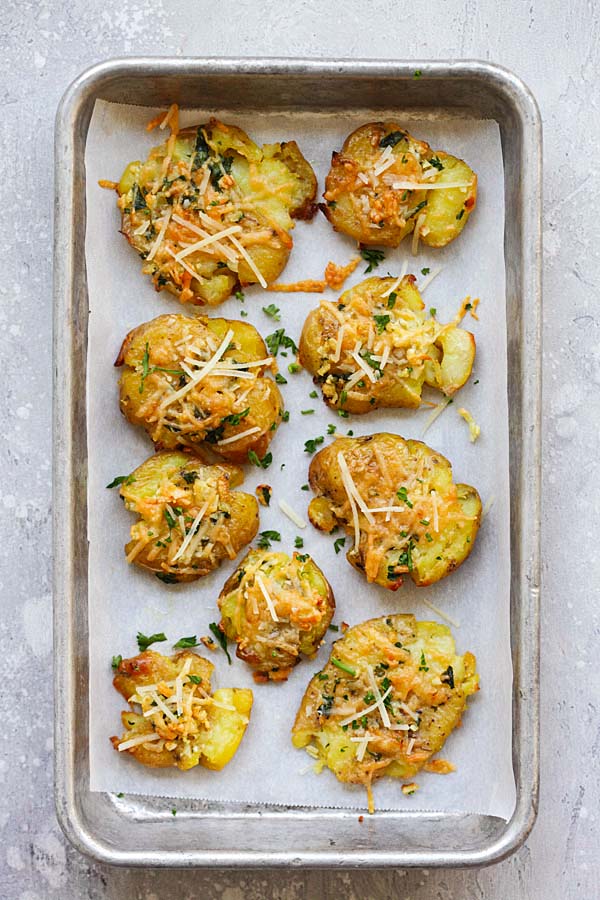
top-left (338, 686), bottom-right (393, 728)
top-left (172, 501), bottom-right (210, 562)
top-left (421, 398), bottom-right (453, 437)
top-left (228, 234), bottom-right (268, 288)
top-left (117, 732), bottom-right (162, 752)
top-left (337, 452), bottom-right (375, 525)
top-left (458, 407), bottom-right (481, 442)
top-left (421, 598), bottom-right (460, 628)
top-left (159, 329), bottom-right (234, 409)
top-left (216, 426), bottom-right (261, 446)
top-left (147, 209), bottom-right (172, 261)
top-left (175, 224), bottom-right (243, 260)
top-left (255, 574), bottom-right (279, 622)
top-left (366, 664), bottom-right (391, 728)
top-left (278, 499), bottom-right (307, 529)
top-left (419, 266), bottom-right (442, 292)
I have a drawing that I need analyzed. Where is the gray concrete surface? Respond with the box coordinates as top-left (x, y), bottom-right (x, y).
top-left (1, 0), bottom-right (598, 897)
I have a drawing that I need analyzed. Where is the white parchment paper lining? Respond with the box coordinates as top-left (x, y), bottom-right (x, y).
top-left (85, 100), bottom-right (515, 819)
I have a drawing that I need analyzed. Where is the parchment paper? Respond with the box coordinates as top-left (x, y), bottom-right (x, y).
top-left (85, 100), bottom-right (515, 819)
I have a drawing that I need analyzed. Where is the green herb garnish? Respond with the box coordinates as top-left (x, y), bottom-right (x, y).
top-left (174, 635), bottom-right (199, 649)
top-left (111, 654), bottom-right (122, 670)
top-left (257, 529), bottom-right (281, 549)
top-left (360, 247), bottom-right (386, 273)
top-left (262, 303), bottom-right (281, 321)
top-left (333, 537), bottom-right (346, 555)
top-left (106, 474), bottom-right (135, 489)
top-left (332, 658), bottom-right (356, 677)
top-left (136, 632), bottom-right (168, 652)
top-left (304, 436), bottom-right (325, 454)
top-left (208, 623), bottom-right (231, 664)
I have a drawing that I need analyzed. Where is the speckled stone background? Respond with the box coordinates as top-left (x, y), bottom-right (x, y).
top-left (1, 1), bottom-right (597, 897)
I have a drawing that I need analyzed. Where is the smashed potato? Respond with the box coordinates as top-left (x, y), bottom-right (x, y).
top-left (322, 122), bottom-right (477, 250)
top-left (116, 117), bottom-right (317, 306)
top-left (299, 275), bottom-right (475, 413)
top-left (292, 614), bottom-right (479, 811)
top-left (118, 451), bottom-right (259, 582)
top-left (218, 549), bottom-right (335, 682)
top-left (111, 650), bottom-right (253, 770)
top-left (116, 314), bottom-right (283, 464)
top-left (308, 434), bottom-right (481, 590)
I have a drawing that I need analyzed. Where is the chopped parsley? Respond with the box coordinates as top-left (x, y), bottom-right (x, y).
top-left (387, 291), bottom-right (397, 309)
top-left (397, 486), bottom-right (413, 508)
top-left (106, 474), bottom-right (135, 489)
top-left (441, 665), bottom-right (455, 689)
top-left (429, 307), bottom-right (437, 317)
top-left (428, 156), bottom-right (443, 171)
top-left (288, 362), bottom-right (300, 374)
top-left (301, 409), bottom-right (315, 415)
top-left (327, 424), bottom-right (337, 435)
top-left (304, 436), bottom-right (325, 454)
top-left (294, 536), bottom-right (304, 549)
top-left (187, 674), bottom-right (202, 684)
top-left (155, 572), bottom-right (179, 584)
top-left (208, 623), bottom-right (231, 664)
top-left (282, 410), bottom-right (290, 422)
top-left (413, 69), bottom-right (422, 78)
top-left (301, 483), bottom-right (309, 491)
top-left (262, 303), bottom-right (281, 321)
top-left (266, 328), bottom-right (298, 357)
top-left (235, 289), bottom-right (245, 302)
top-left (173, 635), bottom-right (199, 649)
top-left (296, 553), bottom-right (309, 562)
top-left (221, 408), bottom-right (250, 426)
top-left (421, 267), bottom-right (431, 275)
top-left (136, 631), bottom-right (167, 652)
top-left (257, 530), bottom-right (281, 549)
top-left (181, 471), bottom-right (198, 485)
top-left (139, 342), bottom-right (184, 394)
top-left (360, 247), bottom-right (386, 273)
top-left (379, 131), bottom-right (406, 148)
top-left (373, 314), bottom-right (390, 334)
top-left (309, 390), bottom-right (318, 399)
top-left (248, 450), bottom-right (272, 469)
top-left (456, 209), bottom-right (465, 220)
top-left (275, 373), bottom-right (287, 384)
top-left (332, 658), bottom-right (356, 677)
top-left (333, 537), bottom-right (346, 555)
top-left (419, 651), bottom-right (429, 672)
top-left (111, 654), bottom-right (122, 670)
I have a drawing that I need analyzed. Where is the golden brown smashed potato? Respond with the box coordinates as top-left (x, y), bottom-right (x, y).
top-left (111, 650), bottom-right (253, 771)
top-left (218, 548), bottom-right (335, 682)
top-left (299, 275), bottom-right (475, 413)
top-left (116, 117), bottom-right (317, 306)
top-left (292, 614), bottom-right (479, 811)
top-left (117, 451), bottom-right (259, 583)
top-left (308, 434), bottom-right (481, 590)
top-left (116, 314), bottom-right (283, 464)
top-left (322, 122), bottom-right (477, 250)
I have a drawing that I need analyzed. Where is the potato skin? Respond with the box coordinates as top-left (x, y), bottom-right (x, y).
top-left (111, 650), bottom-right (252, 771)
top-left (308, 433), bottom-right (481, 589)
top-left (218, 548), bottom-right (335, 681)
top-left (292, 614), bottom-right (479, 808)
top-left (299, 275), bottom-right (475, 413)
top-left (117, 313), bottom-right (283, 464)
top-left (119, 451), bottom-right (259, 582)
top-left (322, 122), bottom-right (477, 249)
top-left (116, 119), bottom-right (317, 306)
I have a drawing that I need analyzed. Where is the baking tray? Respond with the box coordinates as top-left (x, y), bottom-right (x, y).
top-left (53, 57), bottom-right (542, 868)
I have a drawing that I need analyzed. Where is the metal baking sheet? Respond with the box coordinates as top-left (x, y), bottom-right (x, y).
top-left (53, 57), bottom-right (542, 868)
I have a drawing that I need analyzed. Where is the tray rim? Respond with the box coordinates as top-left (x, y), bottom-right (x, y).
top-left (53, 55), bottom-right (542, 869)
